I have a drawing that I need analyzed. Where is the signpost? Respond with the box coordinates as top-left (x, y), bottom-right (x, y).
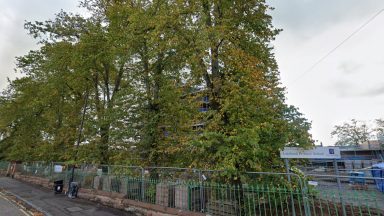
top-left (280, 146), bottom-right (345, 216)
top-left (280, 147), bottom-right (341, 159)
top-left (54, 165), bottom-right (63, 173)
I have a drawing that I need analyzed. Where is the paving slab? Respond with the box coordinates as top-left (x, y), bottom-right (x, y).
top-left (0, 177), bottom-right (136, 216)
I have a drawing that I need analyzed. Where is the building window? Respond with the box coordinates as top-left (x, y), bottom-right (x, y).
top-left (199, 103), bottom-right (209, 112)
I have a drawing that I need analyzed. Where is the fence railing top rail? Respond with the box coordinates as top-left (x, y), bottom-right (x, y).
top-left (305, 173), bottom-right (384, 180)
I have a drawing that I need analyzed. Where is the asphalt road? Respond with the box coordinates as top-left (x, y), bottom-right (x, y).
top-left (0, 192), bottom-right (28, 216)
top-left (0, 177), bottom-right (136, 216)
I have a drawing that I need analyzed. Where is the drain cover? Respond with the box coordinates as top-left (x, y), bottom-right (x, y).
top-left (66, 206), bottom-right (83, 212)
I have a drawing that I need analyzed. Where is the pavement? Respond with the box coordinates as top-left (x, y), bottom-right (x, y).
top-left (0, 177), bottom-right (136, 216)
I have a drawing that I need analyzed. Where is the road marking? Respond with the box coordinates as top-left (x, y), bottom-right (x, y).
top-left (0, 192), bottom-right (30, 216)
top-left (0, 189), bottom-right (52, 216)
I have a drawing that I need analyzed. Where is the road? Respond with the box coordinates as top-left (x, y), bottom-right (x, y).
top-left (0, 177), bottom-right (136, 216)
top-left (0, 191), bottom-right (28, 216)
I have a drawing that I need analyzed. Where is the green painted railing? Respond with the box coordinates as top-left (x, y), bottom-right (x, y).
top-left (4, 162), bottom-right (384, 216)
top-left (0, 161), bottom-right (9, 171)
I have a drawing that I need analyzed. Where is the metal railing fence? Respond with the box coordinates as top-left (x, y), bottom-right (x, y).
top-left (18, 161), bottom-right (52, 178)
top-left (2, 161), bottom-right (384, 216)
top-left (305, 173), bottom-right (384, 215)
top-left (300, 166), bottom-right (383, 178)
top-left (0, 161), bottom-right (9, 172)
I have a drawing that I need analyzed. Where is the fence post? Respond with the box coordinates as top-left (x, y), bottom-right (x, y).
top-left (301, 177), bottom-right (312, 216)
top-left (198, 169), bottom-right (205, 212)
top-left (49, 162), bottom-right (53, 180)
top-left (141, 167), bottom-right (145, 201)
top-left (334, 159), bottom-right (347, 216)
top-left (285, 159), bottom-right (297, 216)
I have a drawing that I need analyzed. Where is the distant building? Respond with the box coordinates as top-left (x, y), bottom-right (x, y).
top-left (162, 91), bottom-right (209, 137)
top-left (310, 141), bottom-right (384, 169)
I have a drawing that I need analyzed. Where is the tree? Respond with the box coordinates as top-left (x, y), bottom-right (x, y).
top-left (173, 0), bottom-right (313, 175)
top-left (374, 119), bottom-right (384, 140)
top-left (331, 119), bottom-right (371, 146)
top-left (100, 0), bottom-right (196, 166)
top-left (0, 36), bottom-right (87, 162)
top-left (23, 9), bottom-right (139, 164)
top-left (0, 0), bottom-right (313, 173)
top-left (373, 119), bottom-right (384, 157)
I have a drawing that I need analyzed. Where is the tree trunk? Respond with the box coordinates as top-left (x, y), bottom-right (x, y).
top-left (99, 123), bottom-right (110, 164)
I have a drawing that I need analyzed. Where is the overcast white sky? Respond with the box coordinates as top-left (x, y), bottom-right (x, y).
top-left (0, 0), bottom-right (81, 86)
top-left (270, 0), bottom-right (384, 145)
top-left (1, 0), bottom-right (384, 145)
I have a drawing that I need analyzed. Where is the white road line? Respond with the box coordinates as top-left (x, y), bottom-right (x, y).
top-left (0, 192), bottom-right (30, 216)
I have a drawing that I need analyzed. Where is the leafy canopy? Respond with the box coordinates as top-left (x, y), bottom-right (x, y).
top-left (0, 0), bottom-right (313, 174)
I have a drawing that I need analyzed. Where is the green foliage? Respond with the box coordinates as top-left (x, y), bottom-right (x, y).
top-left (0, 0), bottom-right (313, 174)
top-left (331, 119), bottom-right (371, 146)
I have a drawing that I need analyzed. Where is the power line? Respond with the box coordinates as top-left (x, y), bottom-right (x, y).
top-left (292, 8), bottom-right (384, 84)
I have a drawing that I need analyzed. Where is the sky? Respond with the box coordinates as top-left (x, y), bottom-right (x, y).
top-left (269, 0), bottom-right (384, 145)
top-left (0, 0), bottom-right (82, 87)
top-left (1, 1), bottom-right (384, 145)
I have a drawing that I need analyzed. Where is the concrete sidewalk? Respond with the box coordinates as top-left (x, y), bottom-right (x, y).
top-left (0, 177), bottom-right (136, 216)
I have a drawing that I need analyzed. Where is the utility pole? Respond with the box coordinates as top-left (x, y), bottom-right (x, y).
top-left (69, 89), bottom-right (89, 188)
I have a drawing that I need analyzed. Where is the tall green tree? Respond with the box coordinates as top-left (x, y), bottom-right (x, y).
top-left (172, 0), bottom-right (314, 175)
top-left (104, 0), bottom-right (197, 166)
top-left (0, 0), bottom-right (313, 171)
top-left (0, 31), bottom-right (88, 161)
top-left (23, 9), bottom-right (139, 164)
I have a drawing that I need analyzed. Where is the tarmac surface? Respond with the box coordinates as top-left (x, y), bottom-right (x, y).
top-left (0, 191), bottom-right (28, 216)
top-left (0, 177), bottom-right (136, 216)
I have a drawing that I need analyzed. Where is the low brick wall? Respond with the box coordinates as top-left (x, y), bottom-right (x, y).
top-left (14, 173), bottom-right (53, 189)
top-left (12, 173), bottom-right (205, 216)
top-left (78, 188), bottom-right (204, 216)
